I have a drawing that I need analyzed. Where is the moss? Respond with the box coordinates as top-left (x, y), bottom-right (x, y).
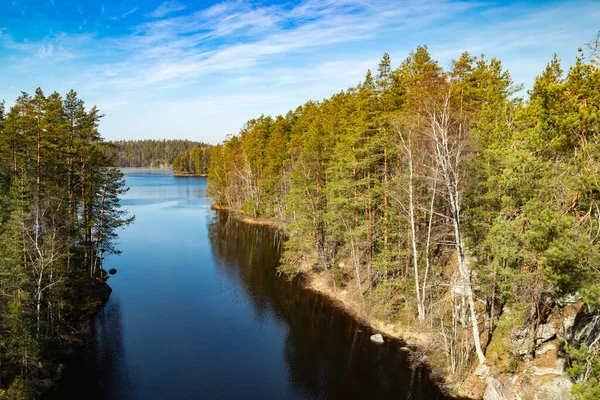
top-left (485, 306), bottom-right (527, 373)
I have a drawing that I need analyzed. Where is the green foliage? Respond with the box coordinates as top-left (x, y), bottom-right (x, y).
top-left (0, 377), bottom-right (31, 400)
top-left (566, 344), bottom-right (600, 399)
top-left (107, 139), bottom-right (206, 167)
top-left (172, 145), bottom-right (212, 175)
top-left (0, 89), bottom-right (132, 390)
top-left (207, 36), bottom-right (600, 375)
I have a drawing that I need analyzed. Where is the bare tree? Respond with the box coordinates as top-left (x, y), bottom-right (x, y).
top-left (425, 86), bottom-right (486, 365)
top-left (586, 30), bottom-right (600, 68)
top-left (396, 122), bottom-right (425, 320)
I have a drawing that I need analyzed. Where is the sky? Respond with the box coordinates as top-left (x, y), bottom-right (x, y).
top-left (0, 0), bottom-right (599, 144)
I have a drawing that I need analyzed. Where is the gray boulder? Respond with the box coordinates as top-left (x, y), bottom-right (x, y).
top-left (370, 333), bottom-right (384, 344)
top-left (483, 376), bottom-right (504, 400)
top-left (534, 376), bottom-right (573, 400)
top-left (535, 323), bottom-right (556, 345)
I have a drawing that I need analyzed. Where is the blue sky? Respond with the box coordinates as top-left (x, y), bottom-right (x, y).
top-left (1, 0), bottom-right (599, 143)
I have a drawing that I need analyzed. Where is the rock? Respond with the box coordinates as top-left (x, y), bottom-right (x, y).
top-left (532, 292), bottom-right (556, 324)
top-left (535, 343), bottom-right (556, 356)
top-left (559, 314), bottom-right (576, 341)
top-left (555, 358), bottom-right (566, 373)
top-left (569, 305), bottom-right (600, 348)
top-left (370, 333), bottom-right (384, 344)
top-left (474, 363), bottom-right (490, 378)
top-left (534, 375), bottom-right (572, 400)
top-left (557, 293), bottom-right (581, 306)
top-left (108, 268), bottom-right (117, 275)
top-left (535, 323), bottom-right (556, 345)
top-left (530, 366), bottom-right (559, 376)
top-left (483, 376), bottom-right (504, 400)
top-left (502, 375), bottom-right (518, 397)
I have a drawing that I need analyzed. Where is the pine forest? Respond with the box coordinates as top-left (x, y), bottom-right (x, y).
top-left (207, 45), bottom-right (600, 397)
top-left (0, 89), bottom-right (133, 397)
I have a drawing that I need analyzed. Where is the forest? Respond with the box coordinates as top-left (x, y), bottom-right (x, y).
top-left (0, 89), bottom-right (132, 397)
top-left (172, 146), bottom-right (213, 176)
top-left (107, 139), bottom-right (206, 168)
top-left (208, 44), bottom-right (600, 397)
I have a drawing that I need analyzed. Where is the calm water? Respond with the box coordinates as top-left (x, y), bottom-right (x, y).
top-left (47, 168), bottom-right (448, 400)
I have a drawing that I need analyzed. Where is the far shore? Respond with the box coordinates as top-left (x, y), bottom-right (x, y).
top-left (173, 172), bottom-right (208, 177)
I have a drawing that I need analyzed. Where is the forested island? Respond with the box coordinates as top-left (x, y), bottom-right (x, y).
top-left (0, 90), bottom-right (132, 397)
top-left (208, 43), bottom-right (600, 399)
top-left (107, 139), bottom-right (207, 168)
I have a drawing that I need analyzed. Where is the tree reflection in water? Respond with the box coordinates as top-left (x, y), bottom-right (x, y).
top-left (45, 297), bottom-right (135, 399)
top-left (208, 212), bottom-right (449, 400)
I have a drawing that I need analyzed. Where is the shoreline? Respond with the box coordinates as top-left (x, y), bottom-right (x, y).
top-left (210, 205), bottom-right (286, 230)
top-left (21, 278), bottom-right (112, 397)
top-left (211, 206), bottom-right (463, 398)
top-left (173, 173), bottom-right (208, 177)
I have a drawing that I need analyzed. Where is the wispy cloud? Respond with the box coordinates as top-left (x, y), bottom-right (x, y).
top-left (149, 1), bottom-right (186, 18)
top-left (75, 0), bottom-right (473, 91)
top-left (0, 0), bottom-right (598, 142)
top-left (122, 6), bottom-right (138, 19)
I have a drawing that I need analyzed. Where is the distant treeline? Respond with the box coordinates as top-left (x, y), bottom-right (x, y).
top-left (107, 139), bottom-right (206, 167)
top-left (173, 146), bottom-right (213, 175)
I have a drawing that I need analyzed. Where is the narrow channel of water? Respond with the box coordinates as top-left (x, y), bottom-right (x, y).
top-left (46, 168), bottom-right (448, 399)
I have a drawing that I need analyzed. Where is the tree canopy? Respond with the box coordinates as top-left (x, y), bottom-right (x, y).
top-left (0, 89), bottom-right (132, 396)
top-left (208, 42), bottom-right (600, 392)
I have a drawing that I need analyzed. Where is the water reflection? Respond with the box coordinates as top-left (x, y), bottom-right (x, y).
top-left (208, 212), bottom-right (448, 400)
top-left (46, 296), bottom-right (133, 399)
top-left (46, 171), bottom-right (449, 400)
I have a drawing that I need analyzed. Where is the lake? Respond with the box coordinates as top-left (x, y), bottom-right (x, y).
top-left (46, 168), bottom-right (448, 400)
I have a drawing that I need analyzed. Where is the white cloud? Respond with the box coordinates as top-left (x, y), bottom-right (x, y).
top-left (1, 0), bottom-right (599, 143)
top-left (149, 1), bottom-right (186, 18)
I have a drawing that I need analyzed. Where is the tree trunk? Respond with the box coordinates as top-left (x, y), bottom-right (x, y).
top-left (429, 91), bottom-right (486, 365)
top-left (405, 132), bottom-right (424, 320)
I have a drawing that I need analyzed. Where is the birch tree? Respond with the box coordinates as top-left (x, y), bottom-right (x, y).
top-left (426, 86), bottom-right (486, 365)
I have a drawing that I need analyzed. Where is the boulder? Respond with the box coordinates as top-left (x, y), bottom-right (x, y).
top-left (108, 268), bottom-right (117, 275)
top-left (483, 376), bottom-right (504, 400)
top-left (535, 343), bottom-right (557, 356)
top-left (559, 314), bottom-right (576, 341)
top-left (535, 323), bottom-right (556, 345)
top-left (555, 358), bottom-right (566, 373)
top-left (534, 375), bottom-right (573, 400)
top-left (485, 370), bottom-right (572, 400)
top-left (557, 293), bottom-right (581, 306)
top-left (530, 366), bottom-right (558, 376)
top-left (370, 333), bottom-right (384, 344)
top-left (569, 305), bottom-right (600, 348)
top-left (474, 363), bottom-right (490, 378)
